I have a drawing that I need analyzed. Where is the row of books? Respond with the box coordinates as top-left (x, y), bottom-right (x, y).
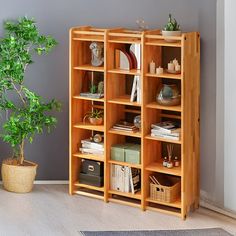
top-left (79, 139), bottom-right (104, 156)
top-left (111, 120), bottom-right (139, 133)
top-left (151, 121), bottom-right (181, 141)
top-left (110, 165), bottom-right (141, 194)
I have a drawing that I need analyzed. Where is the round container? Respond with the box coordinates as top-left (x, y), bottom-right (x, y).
top-left (162, 30), bottom-right (182, 43)
top-left (89, 117), bottom-right (103, 125)
top-left (156, 84), bottom-right (181, 106)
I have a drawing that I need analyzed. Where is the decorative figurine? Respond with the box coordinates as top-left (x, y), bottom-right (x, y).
top-left (149, 60), bottom-right (156, 74)
top-left (163, 156), bottom-right (168, 167)
top-left (89, 42), bottom-right (104, 66)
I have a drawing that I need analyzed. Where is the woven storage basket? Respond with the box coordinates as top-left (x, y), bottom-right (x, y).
top-left (150, 174), bottom-right (180, 203)
top-left (2, 159), bottom-right (38, 193)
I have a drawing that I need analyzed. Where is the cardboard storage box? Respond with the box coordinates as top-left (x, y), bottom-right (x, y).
top-left (79, 173), bottom-right (104, 187)
top-left (81, 159), bottom-right (104, 176)
top-left (125, 144), bottom-right (141, 164)
top-left (111, 144), bottom-right (129, 162)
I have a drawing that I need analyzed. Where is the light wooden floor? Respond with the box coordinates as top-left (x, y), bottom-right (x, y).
top-left (0, 185), bottom-right (235, 236)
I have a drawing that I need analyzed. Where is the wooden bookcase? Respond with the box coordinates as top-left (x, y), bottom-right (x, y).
top-left (69, 26), bottom-right (200, 219)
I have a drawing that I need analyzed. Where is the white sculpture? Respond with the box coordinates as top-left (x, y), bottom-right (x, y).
top-left (89, 42), bottom-right (104, 67)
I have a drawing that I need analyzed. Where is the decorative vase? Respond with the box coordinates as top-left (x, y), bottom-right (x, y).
top-left (133, 115), bottom-right (141, 130)
top-left (162, 30), bottom-right (181, 43)
top-left (2, 159), bottom-right (38, 193)
top-left (89, 117), bottom-right (103, 125)
top-left (156, 84), bottom-right (181, 106)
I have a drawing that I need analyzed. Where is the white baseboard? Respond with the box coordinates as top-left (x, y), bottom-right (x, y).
top-left (34, 180), bottom-right (69, 184)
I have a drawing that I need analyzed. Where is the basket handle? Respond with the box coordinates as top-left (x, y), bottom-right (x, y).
top-left (149, 175), bottom-right (160, 185)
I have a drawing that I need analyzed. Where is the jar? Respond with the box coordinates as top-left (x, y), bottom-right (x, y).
top-left (156, 84), bottom-right (181, 106)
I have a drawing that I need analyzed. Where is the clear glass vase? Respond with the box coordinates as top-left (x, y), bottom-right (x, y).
top-left (156, 84), bottom-right (181, 106)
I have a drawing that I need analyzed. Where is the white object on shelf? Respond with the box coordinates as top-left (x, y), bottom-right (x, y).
top-left (168, 62), bottom-right (175, 71)
top-left (149, 60), bottom-right (156, 74)
top-left (156, 66), bottom-right (164, 75)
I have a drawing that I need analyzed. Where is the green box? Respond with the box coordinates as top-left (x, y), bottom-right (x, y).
top-left (125, 144), bottom-right (141, 164)
top-left (111, 144), bottom-right (127, 162)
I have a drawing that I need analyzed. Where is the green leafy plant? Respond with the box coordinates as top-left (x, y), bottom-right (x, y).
top-left (89, 83), bottom-right (97, 94)
top-left (163, 14), bottom-right (180, 31)
top-left (0, 17), bottom-right (61, 165)
top-left (83, 109), bottom-right (103, 120)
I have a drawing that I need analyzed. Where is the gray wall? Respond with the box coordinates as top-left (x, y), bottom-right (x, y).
top-left (0, 0), bottom-right (217, 203)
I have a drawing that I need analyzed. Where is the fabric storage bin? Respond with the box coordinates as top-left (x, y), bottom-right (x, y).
top-left (150, 174), bottom-right (180, 203)
top-left (125, 144), bottom-right (141, 164)
top-left (81, 159), bottom-right (104, 177)
top-left (111, 144), bottom-right (131, 162)
top-left (79, 173), bottom-right (104, 187)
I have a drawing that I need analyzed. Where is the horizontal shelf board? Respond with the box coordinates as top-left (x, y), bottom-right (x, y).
top-left (145, 135), bottom-right (182, 144)
top-left (74, 190), bottom-right (104, 200)
top-left (72, 36), bottom-right (104, 42)
top-left (73, 152), bottom-right (104, 161)
top-left (73, 95), bottom-right (104, 102)
top-left (73, 30), bottom-right (105, 36)
top-left (145, 161), bottom-right (181, 176)
top-left (146, 102), bottom-right (182, 112)
top-left (108, 160), bottom-right (142, 169)
top-left (109, 190), bottom-right (141, 200)
top-left (108, 68), bottom-right (141, 75)
top-left (73, 123), bottom-right (104, 132)
top-left (108, 95), bottom-right (141, 107)
top-left (108, 129), bottom-right (141, 138)
top-left (108, 198), bottom-right (141, 208)
top-left (74, 182), bottom-right (104, 192)
top-left (146, 206), bottom-right (181, 217)
top-left (74, 64), bottom-right (104, 72)
top-left (145, 72), bottom-right (182, 80)
top-left (108, 39), bottom-right (141, 44)
top-left (145, 40), bottom-right (181, 47)
top-left (146, 197), bottom-right (181, 209)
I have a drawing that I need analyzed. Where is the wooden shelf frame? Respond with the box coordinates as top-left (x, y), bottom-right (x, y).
top-left (69, 26), bottom-right (200, 219)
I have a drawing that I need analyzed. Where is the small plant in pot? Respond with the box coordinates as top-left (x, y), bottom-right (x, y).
top-left (83, 109), bottom-right (103, 125)
top-left (0, 17), bottom-right (60, 193)
top-left (162, 14), bottom-right (181, 42)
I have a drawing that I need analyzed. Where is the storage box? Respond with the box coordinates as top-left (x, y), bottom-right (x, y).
top-left (111, 144), bottom-right (128, 162)
top-left (125, 144), bottom-right (141, 164)
top-left (79, 173), bottom-right (104, 187)
top-left (150, 174), bottom-right (180, 203)
top-left (81, 159), bottom-right (103, 177)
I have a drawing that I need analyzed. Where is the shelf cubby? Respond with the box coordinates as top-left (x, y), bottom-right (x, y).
top-left (70, 26), bottom-right (200, 219)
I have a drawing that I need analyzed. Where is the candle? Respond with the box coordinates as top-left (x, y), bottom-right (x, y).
top-left (156, 66), bottom-right (163, 75)
top-left (175, 64), bottom-right (181, 72)
top-left (173, 58), bottom-right (178, 66)
top-left (149, 60), bottom-right (156, 74)
top-left (168, 61), bottom-right (174, 71)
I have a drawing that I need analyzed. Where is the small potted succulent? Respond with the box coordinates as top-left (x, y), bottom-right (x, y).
top-left (162, 14), bottom-right (181, 42)
top-left (83, 109), bottom-right (103, 125)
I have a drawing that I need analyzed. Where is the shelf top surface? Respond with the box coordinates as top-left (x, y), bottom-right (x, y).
top-left (108, 95), bottom-right (141, 107)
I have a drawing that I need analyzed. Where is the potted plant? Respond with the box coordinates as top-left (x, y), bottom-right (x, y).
top-left (162, 14), bottom-right (181, 42)
top-left (0, 17), bottom-right (61, 193)
top-left (83, 109), bottom-right (103, 125)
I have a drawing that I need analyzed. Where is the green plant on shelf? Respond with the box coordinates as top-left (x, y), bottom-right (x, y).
top-left (163, 14), bottom-right (180, 31)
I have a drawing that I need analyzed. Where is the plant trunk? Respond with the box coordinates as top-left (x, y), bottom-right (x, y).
top-left (19, 140), bottom-right (25, 165)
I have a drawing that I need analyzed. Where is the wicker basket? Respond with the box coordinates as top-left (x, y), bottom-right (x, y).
top-left (2, 159), bottom-right (38, 193)
top-left (150, 174), bottom-right (180, 203)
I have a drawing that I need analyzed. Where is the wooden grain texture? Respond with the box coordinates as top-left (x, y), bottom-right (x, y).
top-left (69, 27), bottom-right (200, 219)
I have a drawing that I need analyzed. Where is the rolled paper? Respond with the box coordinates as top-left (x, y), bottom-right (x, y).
top-left (168, 62), bottom-right (175, 71)
top-left (173, 58), bottom-right (178, 66)
top-left (149, 60), bottom-right (156, 74)
top-left (175, 64), bottom-right (181, 72)
top-left (156, 66), bottom-right (164, 75)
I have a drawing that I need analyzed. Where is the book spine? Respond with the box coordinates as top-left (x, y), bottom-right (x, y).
top-left (81, 143), bottom-right (104, 151)
top-left (150, 133), bottom-right (180, 141)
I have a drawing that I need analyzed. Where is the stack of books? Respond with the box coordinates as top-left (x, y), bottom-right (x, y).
top-left (111, 120), bottom-right (139, 133)
top-left (110, 165), bottom-right (141, 194)
top-left (79, 139), bottom-right (104, 156)
top-left (151, 121), bottom-right (181, 141)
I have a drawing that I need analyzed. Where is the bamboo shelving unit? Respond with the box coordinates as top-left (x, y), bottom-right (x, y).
top-left (69, 26), bottom-right (200, 219)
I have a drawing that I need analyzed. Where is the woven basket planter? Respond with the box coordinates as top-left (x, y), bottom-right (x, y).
top-left (1, 159), bottom-right (38, 193)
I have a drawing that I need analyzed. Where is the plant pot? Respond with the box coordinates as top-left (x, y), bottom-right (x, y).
top-left (89, 117), bottom-right (103, 125)
top-left (162, 30), bottom-right (181, 43)
top-left (1, 159), bottom-right (38, 193)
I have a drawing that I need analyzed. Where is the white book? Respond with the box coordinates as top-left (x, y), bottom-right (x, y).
top-left (110, 164), bottom-right (115, 190)
top-left (129, 168), bottom-right (134, 194)
top-left (79, 148), bottom-right (104, 155)
top-left (130, 44), bottom-right (141, 70)
top-left (81, 143), bottom-right (104, 151)
top-left (124, 166), bottom-right (130, 193)
top-left (81, 139), bottom-right (104, 150)
top-left (130, 76), bottom-right (137, 102)
top-left (150, 133), bottom-right (180, 141)
top-left (120, 166), bottom-right (125, 192)
top-left (151, 129), bottom-right (180, 137)
top-left (136, 76), bottom-right (141, 103)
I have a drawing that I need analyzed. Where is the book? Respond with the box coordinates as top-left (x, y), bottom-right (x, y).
top-left (130, 168), bottom-right (141, 194)
top-left (79, 92), bottom-right (104, 99)
top-left (81, 139), bottom-right (104, 151)
top-left (124, 166), bottom-right (130, 193)
top-left (150, 133), bottom-right (180, 141)
top-left (130, 76), bottom-right (137, 102)
top-left (79, 148), bottom-right (104, 155)
top-left (151, 128), bottom-right (180, 137)
top-left (151, 121), bottom-right (180, 134)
